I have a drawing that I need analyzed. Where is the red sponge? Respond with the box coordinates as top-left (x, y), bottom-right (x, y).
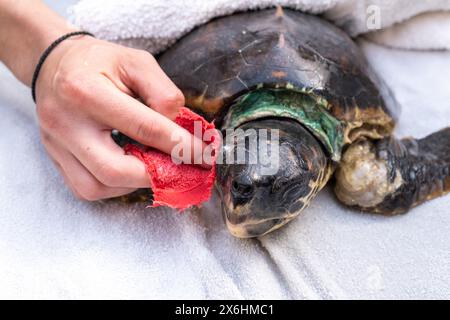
top-left (125, 107), bottom-right (220, 210)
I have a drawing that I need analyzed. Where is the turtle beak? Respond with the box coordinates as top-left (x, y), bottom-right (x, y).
top-left (224, 214), bottom-right (289, 238)
top-left (221, 203), bottom-right (292, 238)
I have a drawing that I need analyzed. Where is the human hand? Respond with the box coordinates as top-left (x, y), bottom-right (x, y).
top-left (35, 36), bottom-right (206, 201)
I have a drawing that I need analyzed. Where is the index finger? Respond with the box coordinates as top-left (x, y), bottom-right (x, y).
top-left (88, 80), bottom-right (210, 168)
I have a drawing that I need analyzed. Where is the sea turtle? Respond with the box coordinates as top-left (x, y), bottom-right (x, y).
top-left (118, 7), bottom-right (450, 238)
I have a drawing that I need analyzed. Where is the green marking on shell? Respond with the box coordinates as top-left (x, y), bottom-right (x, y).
top-left (222, 89), bottom-right (345, 161)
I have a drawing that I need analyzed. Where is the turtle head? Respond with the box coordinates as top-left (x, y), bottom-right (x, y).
top-left (217, 118), bottom-right (329, 238)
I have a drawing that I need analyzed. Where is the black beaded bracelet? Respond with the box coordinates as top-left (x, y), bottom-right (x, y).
top-left (31, 31), bottom-right (95, 102)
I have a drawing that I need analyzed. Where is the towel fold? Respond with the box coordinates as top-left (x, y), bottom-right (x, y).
top-left (364, 11), bottom-right (450, 50)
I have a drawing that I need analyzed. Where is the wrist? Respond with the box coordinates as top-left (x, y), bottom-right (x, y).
top-left (0, 0), bottom-right (77, 85)
top-left (33, 32), bottom-right (95, 102)
top-left (22, 26), bottom-right (78, 87)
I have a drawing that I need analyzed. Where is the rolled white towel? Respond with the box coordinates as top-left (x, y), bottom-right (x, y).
top-left (364, 11), bottom-right (450, 50)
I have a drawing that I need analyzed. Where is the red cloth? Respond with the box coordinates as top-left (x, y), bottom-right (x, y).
top-left (125, 107), bottom-right (220, 210)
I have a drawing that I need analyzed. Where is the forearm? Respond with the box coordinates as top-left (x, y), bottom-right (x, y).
top-left (0, 0), bottom-right (75, 85)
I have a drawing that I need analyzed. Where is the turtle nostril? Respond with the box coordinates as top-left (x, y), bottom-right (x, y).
top-left (231, 180), bottom-right (254, 197)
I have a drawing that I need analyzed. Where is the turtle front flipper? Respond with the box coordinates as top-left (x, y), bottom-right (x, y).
top-left (335, 127), bottom-right (450, 214)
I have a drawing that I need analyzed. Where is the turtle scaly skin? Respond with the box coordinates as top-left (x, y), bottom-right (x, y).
top-left (335, 128), bottom-right (450, 215)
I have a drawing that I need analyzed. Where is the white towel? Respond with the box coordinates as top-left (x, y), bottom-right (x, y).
top-left (69, 0), bottom-right (450, 53)
top-left (364, 11), bottom-right (450, 50)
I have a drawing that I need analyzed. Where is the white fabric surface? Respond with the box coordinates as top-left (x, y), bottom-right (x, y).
top-left (364, 11), bottom-right (450, 50)
top-left (1, 0), bottom-right (450, 299)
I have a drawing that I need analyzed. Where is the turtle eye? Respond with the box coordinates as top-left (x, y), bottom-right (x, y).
top-left (297, 155), bottom-right (309, 172)
top-left (272, 176), bottom-right (290, 193)
top-left (231, 179), bottom-right (254, 198)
